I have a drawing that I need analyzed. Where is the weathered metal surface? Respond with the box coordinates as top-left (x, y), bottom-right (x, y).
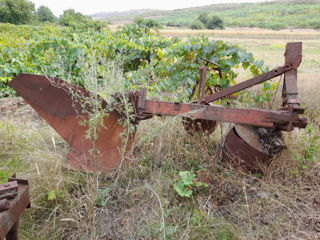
top-left (282, 42), bottom-right (302, 106)
top-left (8, 174), bottom-right (28, 186)
top-left (8, 42), bottom-right (307, 174)
top-left (201, 64), bottom-right (296, 104)
top-left (197, 62), bottom-right (207, 103)
top-left (9, 74), bottom-right (135, 172)
top-left (136, 98), bottom-right (306, 130)
top-left (5, 222), bottom-right (19, 240)
top-left (235, 124), bottom-right (263, 151)
top-left (0, 174), bottom-right (30, 240)
top-left (222, 126), bottom-right (273, 172)
top-left (0, 199), bottom-right (9, 212)
top-left (0, 181), bottom-right (18, 200)
top-left (135, 42), bottom-right (306, 132)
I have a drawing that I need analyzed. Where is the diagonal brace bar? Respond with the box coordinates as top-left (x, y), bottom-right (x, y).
top-left (201, 56), bottom-right (301, 104)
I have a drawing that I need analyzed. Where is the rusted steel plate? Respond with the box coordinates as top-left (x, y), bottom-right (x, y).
top-left (0, 185), bottom-right (30, 239)
top-left (235, 124), bottom-right (263, 152)
top-left (282, 42), bottom-right (302, 106)
top-left (222, 125), bottom-right (273, 172)
top-left (137, 98), bottom-right (307, 130)
top-left (139, 100), bottom-right (274, 127)
top-left (10, 74), bottom-right (134, 172)
top-left (139, 100), bottom-right (308, 129)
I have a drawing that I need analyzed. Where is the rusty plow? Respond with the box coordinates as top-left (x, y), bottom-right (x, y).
top-left (9, 42), bottom-right (307, 172)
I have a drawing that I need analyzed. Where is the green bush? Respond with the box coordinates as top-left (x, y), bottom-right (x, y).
top-left (197, 13), bottom-right (210, 26)
top-left (190, 20), bottom-right (205, 30)
top-left (0, 0), bottom-right (36, 24)
top-left (0, 23), bottom-right (265, 102)
top-left (206, 15), bottom-right (224, 29)
top-left (37, 5), bottom-right (56, 23)
top-left (133, 16), bottom-right (162, 29)
top-left (191, 14), bottom-right (224, 30)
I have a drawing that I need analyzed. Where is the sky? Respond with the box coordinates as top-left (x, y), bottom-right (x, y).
top-left (30, 0), bottom-right (268, 16)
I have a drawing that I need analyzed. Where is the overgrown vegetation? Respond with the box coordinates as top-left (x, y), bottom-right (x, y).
top-left (0, 0), bottom-right (36, 24)
top-left (0, 23), bottom-right (267, 103)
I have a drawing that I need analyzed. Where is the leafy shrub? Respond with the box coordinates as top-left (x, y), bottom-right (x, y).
top-left (292, 125), bottom-right (320, 171)
top-left (197, 13), bottom-right (210, 26)
top-left (133, 16), bottom-right (162, 29)
top-left (190, 19), bottom-right (205, 30)
top-left (37, 5), bottom-right (56, 23)
top-left (0, 23), bottom-right (265, 103)
top-left (206, 15), bottom-right (224, 29)
top-left (174, 171), bottom-right (208, 197)
top-left (191, 14), bottom-right (224, 30)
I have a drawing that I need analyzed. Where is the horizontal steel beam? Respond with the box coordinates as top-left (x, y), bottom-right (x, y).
top-left (137, 99), bottom-right (307, 129)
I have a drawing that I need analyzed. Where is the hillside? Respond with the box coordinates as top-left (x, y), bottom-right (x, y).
top-left (93, 0), bottom-right (320, 30)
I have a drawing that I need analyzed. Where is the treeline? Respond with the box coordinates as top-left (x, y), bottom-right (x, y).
top-left (0, 0), bottom-right (106, 31)
top-left (143, 0), bottom-right (320, 30)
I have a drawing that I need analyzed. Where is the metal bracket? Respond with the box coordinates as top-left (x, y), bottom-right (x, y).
top-left (0, 181), bottom-right (18, 201)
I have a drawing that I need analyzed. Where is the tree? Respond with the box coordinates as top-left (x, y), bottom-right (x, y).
top-left (0, 0), bottom-right (35, 24)
top-left (133, 16), bottom-right (161, 29)
top-left (145, 19), bottom-right (161, 28)
top-left (59, 9), bottom-right (88, 26)
top-left (190, 19), bottom-right (205, 30)
top-left (59, 9), bottom-right (106, 32)
top-left (37, 5), bottom-right (56, 22)
top-left (133, 16), bottom-right (145, 26)
top-left (197, 13), bottom-right (210, 26)
top-left (206, 15), bottom-right (224, 29)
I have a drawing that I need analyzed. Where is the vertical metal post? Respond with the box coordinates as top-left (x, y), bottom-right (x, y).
top-left (197, 59), bottom-right (207, 103)
top-left (282, 42), bottom-right (302, 107)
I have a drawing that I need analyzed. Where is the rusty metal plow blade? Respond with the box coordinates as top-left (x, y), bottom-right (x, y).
top-left (9, 74), bottom-right (134, 172)
top-left (9, 42), bottom-right (307, 173)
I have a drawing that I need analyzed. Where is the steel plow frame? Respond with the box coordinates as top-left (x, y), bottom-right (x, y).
top-left (9, 42), bottom-right (307, 172)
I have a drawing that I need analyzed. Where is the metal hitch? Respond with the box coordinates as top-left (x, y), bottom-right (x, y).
top-left (0, 173), bottom-right (30, 240)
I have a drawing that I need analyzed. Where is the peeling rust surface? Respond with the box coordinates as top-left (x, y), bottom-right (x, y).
top-left (0, 199), bottom-right (9, 212)
top-left (10, 74), bottom-right (134, 172)
top-left (9, 74), bottom-right (86, 118)
top-left (0, 179), bottom-right (29, 240)
top-left (235, 124), bottom-right (263, 152)
top-left (9, 42), bottom-right (306, 173)
top-left (222, 126), bottom-right (273, 172)
top-left (0, 181), bottom-right (18, 200)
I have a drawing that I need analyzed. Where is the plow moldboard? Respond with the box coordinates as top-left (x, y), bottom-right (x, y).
top-left (9, 74), bottom-right (133, 172)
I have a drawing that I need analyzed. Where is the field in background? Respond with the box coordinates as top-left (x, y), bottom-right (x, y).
top-left (1, 28), bottom-right (320, 239)
top-left (96, 0), bottom-right (320, 30)
top-left (158, 26), bottom-right (320, 94)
